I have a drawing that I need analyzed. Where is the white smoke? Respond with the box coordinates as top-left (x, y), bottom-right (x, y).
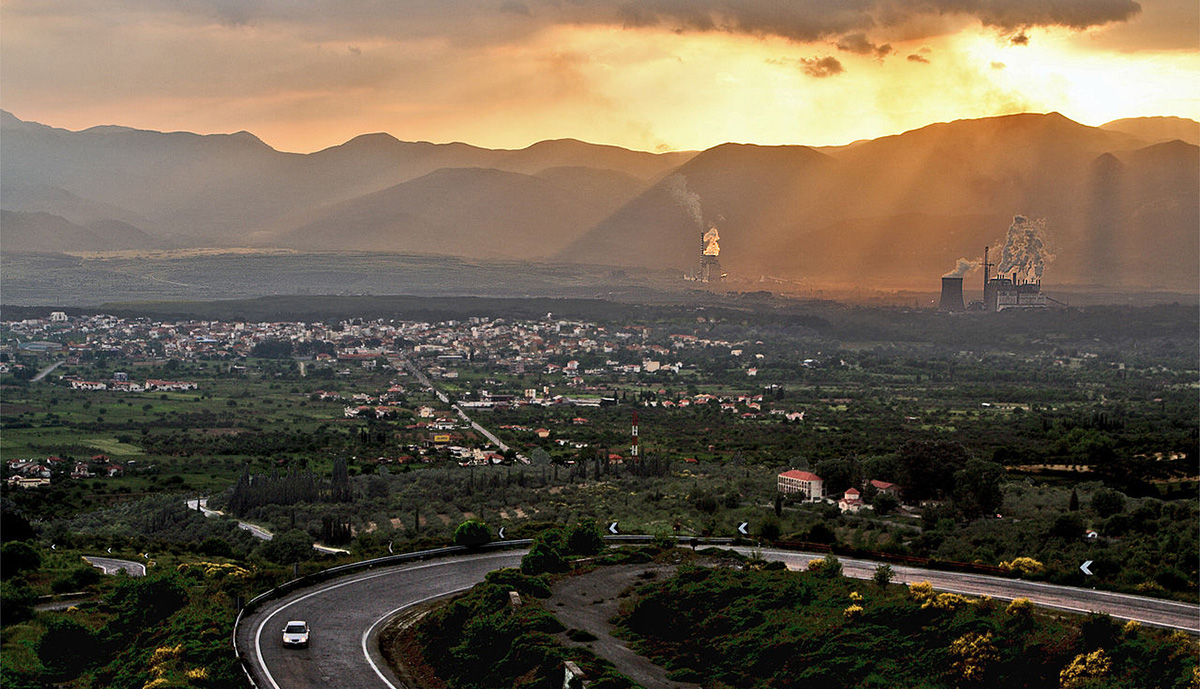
top-left (996, 215), bottom-right (1053, 282)
top-left (943, 257), bottom-right (978, 278)
top-left (665, 174), bottom-right (703, 228)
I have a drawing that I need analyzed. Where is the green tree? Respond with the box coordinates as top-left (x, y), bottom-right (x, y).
top-left (0, 541), bottom-right (41, 579)
top-left (872, 563), bottom-right (894, 588)
top-left (1090, 488), bottom-right (1126, 518)
top-left (953, 459), bottom-right (1005, 519)
top-left (259, 529), bottom-right (313, 565)
top-left (898, 440), bottom-right (970, 503)
top-left (454, 520), bottom-right (491, 548)
top-left (36, 617), bottom-right (99, 678)
top-left (564, 521), bottom-right (605, 556)
top-left (521, 540), bottom-right (567, 575)
top-left (872, 491), bottom-right (900, 516)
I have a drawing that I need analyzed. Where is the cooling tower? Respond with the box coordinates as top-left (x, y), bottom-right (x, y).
top-left (939, 277), bottom-right (965, 312)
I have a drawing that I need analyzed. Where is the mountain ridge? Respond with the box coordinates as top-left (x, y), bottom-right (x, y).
top-left (2, 110), bottom-right (1195, 292)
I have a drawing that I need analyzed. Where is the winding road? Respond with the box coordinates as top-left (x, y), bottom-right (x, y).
top-left (237, 543), bottom-right (1199, 689)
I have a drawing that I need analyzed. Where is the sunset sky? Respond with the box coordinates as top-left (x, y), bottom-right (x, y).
top-left (2, 0), bottom-right (1197, 153)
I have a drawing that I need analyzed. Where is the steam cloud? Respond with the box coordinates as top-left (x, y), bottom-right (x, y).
top-left (943, 258), bottom-right (978, 278)
top-left (996, 215), bottom-right (1053, 282)
top-left (665, 174), bottom-right (703, 228)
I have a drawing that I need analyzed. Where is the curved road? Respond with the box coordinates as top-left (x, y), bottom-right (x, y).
top-left (239, 546), bottom-right (1199, 689)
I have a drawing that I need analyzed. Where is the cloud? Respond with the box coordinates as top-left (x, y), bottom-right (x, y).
top-left (908, 53), bottom-right (930, 64)
top-left (835, 32), bottom-right (892, 59)
top-left (801, 56), bottom-right (845, 78)
top-left (11, 0), bottom-right (1143, 46)
top-left (1009, 31), bottom-right (1030, 45)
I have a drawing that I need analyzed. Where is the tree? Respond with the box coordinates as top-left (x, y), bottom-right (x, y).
top-left (454, 520), bottom-right (491, 548)
top-left (36, 617), bottom-right (99, 678)
top-left (259, 529), bottom-right (313, 565)
top-left (521, 540), bottom-right (567, 575)
top-left (564, 521), bottom-right (604, 556)
top-left (1068, 488), bottom-right (1080, 512)
top-left (251, 338), bottom-right (294, 359)
top-left (898, 440), bottom-right (970, 503)
top-left (1090, 488), bottom-right (1126, 518)
top-left (1050, 513), bottom-right (1085, 540)
top-left (1, 541), bottom-right (41, 579)
top-left (872, 563), bottom-right (894, 588)
top-left (871, 491), bottom-right (900, 516)
top-left (952, 460), bottom-right (1005, 519)
top-left (814, 457), bottom-right (861, 496)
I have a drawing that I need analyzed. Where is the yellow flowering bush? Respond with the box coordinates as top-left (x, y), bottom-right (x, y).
top-left (1060, 649), bottom-right (1111, 688)
top-left (998, 557), bottom-right (1045, 576)
top-left (843, 604), bottom-right (864, 620)
top-left (849, 591), bottom-right (863, 602)
top-left (1006, 598), bottom-right (1034, 617)
top-left (950, 631), bottom-right (997, 684)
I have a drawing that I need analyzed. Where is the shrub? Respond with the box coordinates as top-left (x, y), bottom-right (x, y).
top-left (564, 521), bottom-right (605, 556)
top-left (454, 520), bottom-right (491, 548)
top-left (521, 540), bottom-right (567, 575)
top-left (1, 541), bottom-right (41, 579)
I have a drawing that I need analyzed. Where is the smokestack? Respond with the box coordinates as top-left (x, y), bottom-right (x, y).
top-left (939, 277), bottom-right (965, 312)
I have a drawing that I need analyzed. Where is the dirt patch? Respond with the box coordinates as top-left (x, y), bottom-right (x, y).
top-left (547, 563), bottom-right (700, 689)
top-left (378, 602), bottom-right (448, 689)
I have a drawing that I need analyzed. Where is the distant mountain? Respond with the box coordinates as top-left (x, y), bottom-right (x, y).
top-left (0, 210), bottom-right (160, 252)
top-left (276, 166), bottom-right (647, 257)
top-left (1101, 116), bottom-right (1199, 146)
top-left (1, 110), bottom-right (1195, 292)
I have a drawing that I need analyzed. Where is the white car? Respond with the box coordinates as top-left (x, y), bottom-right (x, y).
top-left (282, 620), bottom-right (310, 648)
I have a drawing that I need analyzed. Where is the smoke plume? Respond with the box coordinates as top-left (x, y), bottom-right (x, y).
top-left (996, 215), bottom-right (1053, 282)
top-left (665, 174), bottom-right (703, 228)
top-left (943, 257), bottom-right (978, 278)
top-left (702, 227), bottom-right (720, 256)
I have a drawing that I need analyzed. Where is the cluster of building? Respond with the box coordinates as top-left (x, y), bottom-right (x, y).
top-left (776, 469), bottom-right (903, 514)
top-left (5, 455), bottom-right (124, 489)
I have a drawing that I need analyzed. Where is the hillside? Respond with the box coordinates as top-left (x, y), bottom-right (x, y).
top-left (2, 110), bottom-right (1196, 293)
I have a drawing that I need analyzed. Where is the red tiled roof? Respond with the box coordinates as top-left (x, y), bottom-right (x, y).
top-left (779, 470), bottom-right (822, 481)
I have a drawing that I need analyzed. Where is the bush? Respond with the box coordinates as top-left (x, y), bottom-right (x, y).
top-left (453, 520), bottom-right (491, 548)
top-left (51, 565), bottom-right (102, 593)
top-left (564, 521), bottom-right (605, 556)
top-left (1, 541), bottom-right (41, 579)
top-left (37, 617), bottom-right (100, 678)
top-left (521, 540), bottom-right (568, 575)
top-left (0, 580), bottom-right (37, 623)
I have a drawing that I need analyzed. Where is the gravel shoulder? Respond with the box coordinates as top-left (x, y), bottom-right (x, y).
top-left (546, 562), bottom-right (701, 689)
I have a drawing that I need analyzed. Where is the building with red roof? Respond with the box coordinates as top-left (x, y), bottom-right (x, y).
top-left (777, 469), bottom-right (824, 500)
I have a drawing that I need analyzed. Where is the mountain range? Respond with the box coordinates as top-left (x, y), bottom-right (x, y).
top-left (2, 109), bottom-right (1196, 292)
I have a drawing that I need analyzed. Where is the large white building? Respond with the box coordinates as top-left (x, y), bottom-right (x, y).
top-left (777, 470), bottom-right (823, 500)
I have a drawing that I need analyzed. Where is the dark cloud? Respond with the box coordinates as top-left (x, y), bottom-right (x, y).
top-left (500, 1), bottom-right (531, 17)
top-left (26, 0), bottom-right (1142, 45)
top-left (907, 53), bottom-right (930, 64)
top-left (767, 55), bottom-right (845, 77)
top-left (1009, 32), bottom-right (1030, 45)
top-left (835, 32), bottom-right (892, 59)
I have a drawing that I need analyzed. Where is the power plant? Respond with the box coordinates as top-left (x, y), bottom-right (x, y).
top-left (938, 276), bottom-right (965, 312)
top-left (696, 226), bottom-right (725, 283)
top-left (981, 245), bottom-right (1048, 311)
top-left (942, 216), bottom-right (1052, 312)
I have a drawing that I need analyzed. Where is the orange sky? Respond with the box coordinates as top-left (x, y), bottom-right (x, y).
top-left (2, 0), bottom-right (1197, 152)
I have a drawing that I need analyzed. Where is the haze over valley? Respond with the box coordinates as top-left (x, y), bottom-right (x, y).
top-left (3, 110), bottom-right (1197, 302)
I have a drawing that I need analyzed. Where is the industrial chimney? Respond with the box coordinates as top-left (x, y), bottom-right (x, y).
top-left (939, 277), bottom-right (965, 312)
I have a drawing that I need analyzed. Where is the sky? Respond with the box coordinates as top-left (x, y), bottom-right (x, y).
top-left (2, 0), bottom-right (1197, 153)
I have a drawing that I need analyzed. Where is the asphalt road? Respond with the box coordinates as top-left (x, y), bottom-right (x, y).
top-left (239, 550), bottom-right (524, 689)
top-left (743, 548), bottom-right (1200, 633)
top-left (82, 556), bottom-right (146, 577)
top-left (240, 546), bottom-right (1199, 689)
